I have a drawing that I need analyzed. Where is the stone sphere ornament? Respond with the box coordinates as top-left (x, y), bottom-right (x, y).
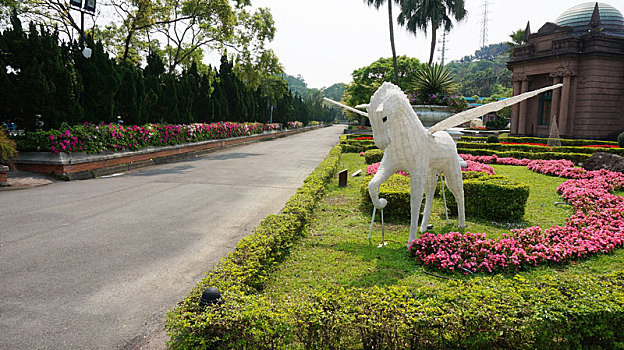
top-left (325, 82), bottom-right (562, 246)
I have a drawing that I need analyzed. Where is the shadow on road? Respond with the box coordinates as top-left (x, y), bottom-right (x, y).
top-left (204, 152), bottom-right (263, 161)
top-left (129, 164), bottom-right (196, 176)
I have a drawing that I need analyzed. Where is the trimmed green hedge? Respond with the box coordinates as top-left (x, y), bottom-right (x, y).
top-left (445, 174), bottom-right (529, 221)
top-left (461, 135), bottom-right (618, 147)
top-left (165, 145), bottom-right (342, 345)
top-left (364, 149), bottom-right (384, 164)
top-left (458, 141), bottom-right (624, 157)
top-left (166, 272), bottom-right (624, 349)
top-left (456, 147), bottom-right (590, 164)
top-left (359, 171), bottom-right (525, 222)
top-left (339, 135), bottom-right (379, 153)
top-left (360, 174), bottom-right (414, 219)
top-left (345, 133), bottom-right (373, 139)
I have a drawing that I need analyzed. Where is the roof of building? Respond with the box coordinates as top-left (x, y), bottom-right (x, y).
top-left (555, 2), bottom-right (624, 33)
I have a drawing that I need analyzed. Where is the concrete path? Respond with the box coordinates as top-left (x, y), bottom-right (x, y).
top-left (0, 125), bottom-right (344, 349)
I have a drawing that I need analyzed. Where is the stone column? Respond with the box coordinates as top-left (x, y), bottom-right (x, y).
top-left (517, 79), bottom-right (529, 135)
top-left (511, 80), bottom-right (521, 135)
top-left (550, 76), bottom-right (562, 127)
top-left (559, 74), bottom-right (572, 137)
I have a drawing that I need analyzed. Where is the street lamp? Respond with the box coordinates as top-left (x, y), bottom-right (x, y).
top-left (69, 0), bottom-right (97, 55)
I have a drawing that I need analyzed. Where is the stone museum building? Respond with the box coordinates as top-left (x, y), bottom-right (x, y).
top-left (507, 2), bottom-right (624, 139)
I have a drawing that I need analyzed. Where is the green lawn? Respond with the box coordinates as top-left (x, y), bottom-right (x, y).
top-left (264, 153), bottom-right (624, 296)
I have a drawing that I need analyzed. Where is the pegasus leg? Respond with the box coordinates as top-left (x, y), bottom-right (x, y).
top-left (408, 174), bottom-right (426, 247)
top-left (445, 164), bottom-right (465, 228)
top-left (419, 170), bottom-right (438, 233)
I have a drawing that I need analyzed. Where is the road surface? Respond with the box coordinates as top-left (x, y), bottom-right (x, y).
top-left (0, 125), bottom-right (344, 349)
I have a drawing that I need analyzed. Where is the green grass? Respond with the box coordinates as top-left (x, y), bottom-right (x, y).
top-left (264, 153), bottom-right (624, 296)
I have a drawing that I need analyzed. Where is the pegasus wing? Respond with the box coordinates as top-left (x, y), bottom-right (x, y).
top-left (324, 98), bottom-right (369, 117)
top-left (427, 84), bottom-right (563, 134)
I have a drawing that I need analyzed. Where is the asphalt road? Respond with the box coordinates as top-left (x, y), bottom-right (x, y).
top-left (0, 125), bottom-right (344, 349)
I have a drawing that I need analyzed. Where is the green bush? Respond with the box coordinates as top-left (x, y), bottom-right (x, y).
top-left (360, 174), bottom-right (413, 219)
top-left (166, 272), bottom-right (624, 349)
top-left (360, 171), bottom-right (495, 221)
top-left (345, 134), bottom-right (373, 140)
top-left (457, 147), bottom-right (590, 164)
top-left (461, 135), bottom-right (618, 147)
top-left (361, 173), bottom-right (528, 222)
top-left (0, 129), bottom-right (17, 163)
top-left (364, 149), bottom-right (384, 164)
top-left (485, 118), bottom-right (509, 130)
top-left (445, 174), bottom-right (529, 221)
top-left (486, 135), bottom-right (499, 143)
top-left (618, 132), bottom-right (624, 148)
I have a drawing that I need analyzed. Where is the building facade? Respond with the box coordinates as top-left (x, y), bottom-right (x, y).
top-left (507, 2), bottom-right (624, 139)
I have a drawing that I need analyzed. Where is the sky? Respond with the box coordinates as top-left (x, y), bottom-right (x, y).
top-left (245, 0), bottom-right (624, 89)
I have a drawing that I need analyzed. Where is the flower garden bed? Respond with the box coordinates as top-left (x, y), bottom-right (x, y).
top-left (12, 122), bottom-right (319, 180)
top-left (409, 155), bottom-right (624, 273)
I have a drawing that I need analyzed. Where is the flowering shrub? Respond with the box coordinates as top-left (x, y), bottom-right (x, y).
top-left (18, 121), bottom-right (300, 154)
top-left (366, 162), bottom-right (408, 177)
top-left (409, 153), bottom-right (624, 273)
top-left (409, 93), bottom-right (468, 113)
top-left (264, 123), bottom-right (282, 131)
top-left (463, 160), bottom-right (495, 175)
top-left (354, 137), bottom-right (374, 140)
top-left (582, 144), bottom-right (620, 148)
top-left (287, 121), bottom-right (303, 129)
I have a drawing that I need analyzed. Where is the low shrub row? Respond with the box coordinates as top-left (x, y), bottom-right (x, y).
top-left (461, 135), bottom-right (618, 147)
top-left (166, 271), bottom-right (624, 349)
top-left (14, 121), bottom-right (289, 154)
top-left (344, 133), bottom-right (373, 140)
top-left (445, 174), bottom-right (529, 221)
top-left (339, 137), bottom-right (378, 153)
top-left (363, 149), bottom-right (384, 164)
top-left (456, 147), bottom-right (590, 164)
top-left (458, 141), bottom-right (624, 157)
top-left (360, 171), bottom-right (528, 223)
top-left (165, 145), bottom-right (342, 347)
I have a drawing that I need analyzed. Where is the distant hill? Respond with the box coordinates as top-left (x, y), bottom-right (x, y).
top-left (281, 74), bottom-right (345, 101)
top-left (446, 43), bottom-right (512, 98)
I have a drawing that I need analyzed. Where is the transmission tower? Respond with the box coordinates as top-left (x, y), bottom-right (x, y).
top-left (437, 30), bottom-right (448, 65)
top-left (480, 0), bottom-right (489, 48)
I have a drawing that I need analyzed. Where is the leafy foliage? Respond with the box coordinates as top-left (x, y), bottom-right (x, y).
top-left (411, 63), bottom-right (456, 99)
top-left (398, 0), bottom-right (467, 65)
top-left (0, 128), bottom-right (17, 162)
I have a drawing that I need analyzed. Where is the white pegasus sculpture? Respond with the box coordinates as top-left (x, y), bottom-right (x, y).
top-left (326, 82), bottom-right (562, 246)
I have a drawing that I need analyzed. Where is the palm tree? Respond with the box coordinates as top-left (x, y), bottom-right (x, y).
top-left (364, 0), bottom-right (400, 85)
top-left (398, 0), bottom-right (467, 65)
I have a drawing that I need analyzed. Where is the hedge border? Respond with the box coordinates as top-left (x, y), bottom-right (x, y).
top-left (165, 145), bottom-right (342, 346)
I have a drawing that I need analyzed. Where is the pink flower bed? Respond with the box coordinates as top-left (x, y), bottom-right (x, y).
top-left (366, 163), bottom-right (408, 177)
top-left (463, 160), bottom-right (495, 175)
top-left (408, 154), bottom-right (624, 273)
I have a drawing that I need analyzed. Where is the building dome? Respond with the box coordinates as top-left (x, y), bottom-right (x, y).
top-left (555, 2), bottom-right (624, 33)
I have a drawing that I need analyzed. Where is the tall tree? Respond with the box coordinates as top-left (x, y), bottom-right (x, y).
top-left (398, 0), bottom-right (466, 65)
top-left (363, 0), bottom-right (400, 85)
